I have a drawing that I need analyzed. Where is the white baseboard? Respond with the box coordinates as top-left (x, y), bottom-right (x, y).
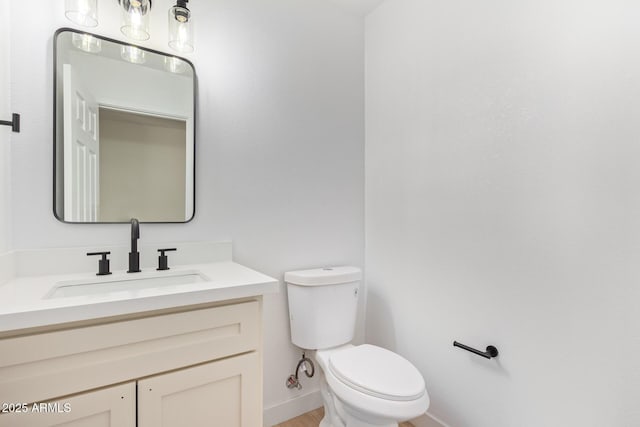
top-left (263, 390), bottom-right (323, 427)
top-left (410, 412), bottom-right (450, 427)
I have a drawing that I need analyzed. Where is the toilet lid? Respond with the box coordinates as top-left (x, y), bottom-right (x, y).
top-left (328, 344), bottom-right (425, 401)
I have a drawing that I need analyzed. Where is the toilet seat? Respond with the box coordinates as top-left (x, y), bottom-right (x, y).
top-left (328, 344), bottom-right (425, 402)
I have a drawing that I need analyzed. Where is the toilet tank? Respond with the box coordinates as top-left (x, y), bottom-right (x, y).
top-left (285, 266), bottom-right (362, 350)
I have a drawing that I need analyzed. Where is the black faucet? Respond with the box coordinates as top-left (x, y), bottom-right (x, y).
top-left (128, 218), bottom-right (141, 273)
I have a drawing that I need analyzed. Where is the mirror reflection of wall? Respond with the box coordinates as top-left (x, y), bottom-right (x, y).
top-left (54, 30), bottom-right (196, 223)
top-left (99, 108), bottom-right (186, 222)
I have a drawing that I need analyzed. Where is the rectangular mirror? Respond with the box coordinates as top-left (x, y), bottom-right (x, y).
top-left (54, 28), bottom-right (196, 223)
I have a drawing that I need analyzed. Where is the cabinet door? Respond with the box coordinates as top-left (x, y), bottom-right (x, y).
top-left (138, 352), bottom-right (261, 427)
top-left (0, 382), bottom-right (135, 427)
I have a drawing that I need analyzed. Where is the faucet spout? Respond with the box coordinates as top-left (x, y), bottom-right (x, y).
top-left (128, 218), bottom-right (141, 273)
top-left (131, 218), bottom-right (139, 251)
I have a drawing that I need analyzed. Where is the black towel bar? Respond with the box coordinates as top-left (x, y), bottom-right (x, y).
top-left (453, 341), bottom-right (499, 359)
top-left (0, 113), bottom-right (20, 133)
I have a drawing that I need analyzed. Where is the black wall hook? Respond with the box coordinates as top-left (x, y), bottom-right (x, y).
top-left (453, 341), bottom-right (499, 359)
top-left (0, 113), bottom-right (20, 133)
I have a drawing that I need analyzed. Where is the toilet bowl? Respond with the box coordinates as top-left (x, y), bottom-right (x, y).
top-left (285, 267), bottom-right (429, 427)
top-left (316, 344), bottom-right (429, 427)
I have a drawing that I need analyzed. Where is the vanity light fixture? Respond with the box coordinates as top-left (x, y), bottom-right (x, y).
top-left (65, 0), bottom-right (98, 27)
top-left (119, 0), bottom-right (152, 41)
top-left (121, 45), bottom-right (146, 64)
top-left (72, 33), bottom-right (102, 53)
top-left (66, 0), bottom-right (195, 54)
top-left (168, 0), bottom-right (194, 53)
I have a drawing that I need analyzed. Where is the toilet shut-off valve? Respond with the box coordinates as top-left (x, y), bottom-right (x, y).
top-left (286, 375), bottom-right (301, 390)
top-left (286, 352), bottom-right (315, 390)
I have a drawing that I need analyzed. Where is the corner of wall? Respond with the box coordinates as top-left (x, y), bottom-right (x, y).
top-left (0, 251), bottom-right (15, 285)
top-left (0, 0), bottom-right (12, 255)
top-left (411, 412), bottom-right (450, 427)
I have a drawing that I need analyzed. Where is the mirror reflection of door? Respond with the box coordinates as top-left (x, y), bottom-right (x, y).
top-left (62, 64), bottom-right (100, 222)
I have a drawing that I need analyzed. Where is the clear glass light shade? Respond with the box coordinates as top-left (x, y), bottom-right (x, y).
top-left (65, 0), bottom-right (98, 27)
top-left (121, 45), bottom-right (146, 64)
top-left (164, 56), bottom-right (187, 74)
top-left (72, 33), bottom-right (102, 53)
top-left (120, 0), bottom-right (152, 41)
top-left (168, 6), bottom-right (194, 53)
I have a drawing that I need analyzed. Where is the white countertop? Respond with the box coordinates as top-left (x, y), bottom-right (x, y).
top-left (0, 261), bottom-right (278, 333)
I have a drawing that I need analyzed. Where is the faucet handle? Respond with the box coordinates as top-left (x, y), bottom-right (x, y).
top-left (87, 251), bottom-right (112, 276)
top-left (157, 248), bottom-right (177, 271)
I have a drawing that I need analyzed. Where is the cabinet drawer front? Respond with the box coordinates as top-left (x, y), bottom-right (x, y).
top-left (138, 353), bottom-right (261, 427)
top-left (0, 300), bottom-right (260, 404)
top-left (0, 382), bottom-right (135, 427)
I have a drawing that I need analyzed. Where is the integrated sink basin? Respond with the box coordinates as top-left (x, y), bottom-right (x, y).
top-left (47, 270), bottom-right (210, 298)
top-left (0, 243), bottom-right (279, 333)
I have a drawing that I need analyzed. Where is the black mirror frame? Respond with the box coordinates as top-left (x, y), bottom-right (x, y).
top-left (52, 27), bottom-right (197, 224)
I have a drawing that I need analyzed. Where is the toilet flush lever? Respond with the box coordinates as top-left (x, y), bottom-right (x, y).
top-left (453, 341), bottom-right (499, 359)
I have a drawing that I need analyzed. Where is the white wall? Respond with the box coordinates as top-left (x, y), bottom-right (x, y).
top-left (366, 1), bottom-right (640, 426)
top-left (10, 0), bottom-right (364, 419)
top-left (0, 0), bottom-right (11, 254)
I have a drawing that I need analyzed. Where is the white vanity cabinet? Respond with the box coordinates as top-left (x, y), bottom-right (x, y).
top-left (0, 299), bottom-right (263, 427)
top-left (138, 352), bottom-right (261, 426)
top-left (1, 382), bottom-right (136, 427)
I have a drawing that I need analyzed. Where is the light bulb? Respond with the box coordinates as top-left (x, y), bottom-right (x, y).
top-left (65, 0), bottom-right (98, 27)
top-left (120, 0), bottom-right (151, 41)
top-left (168, 3), bottom-right (194, 53)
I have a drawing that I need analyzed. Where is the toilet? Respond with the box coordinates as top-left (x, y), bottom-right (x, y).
top-left (285, 266), bottom-right (429, 427)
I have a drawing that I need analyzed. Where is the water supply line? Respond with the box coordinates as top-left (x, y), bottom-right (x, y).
top-left (286, 351), bottom-right (315, 390)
